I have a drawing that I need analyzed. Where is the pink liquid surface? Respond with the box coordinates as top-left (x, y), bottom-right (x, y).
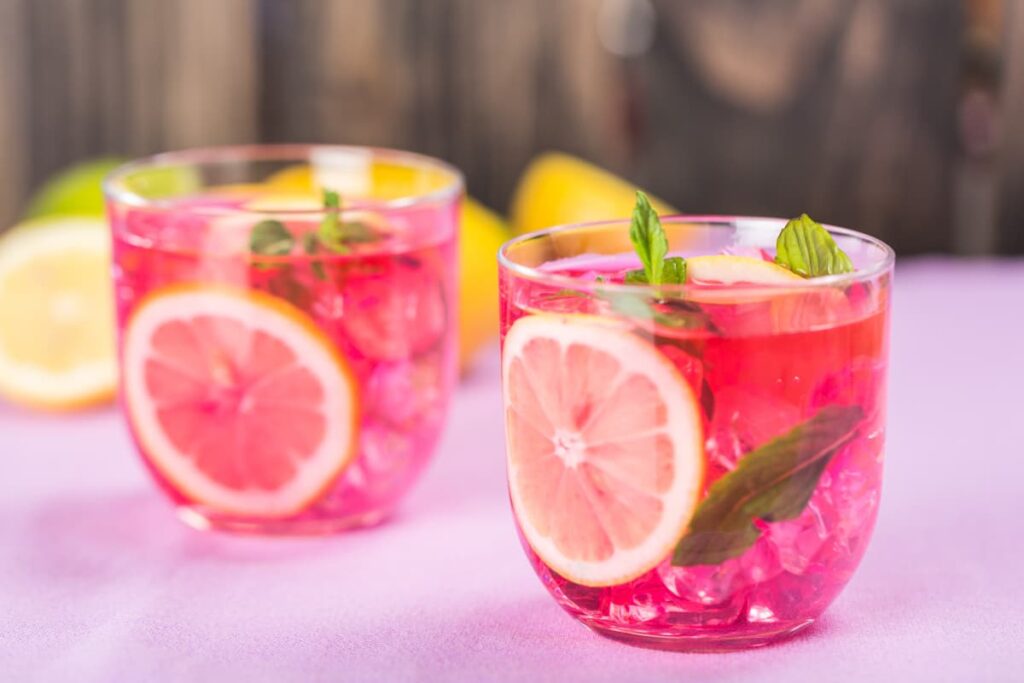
top-left (109, 193), bottom-right (458, 533)
top-left (500, 251), bottom-right (889, 648)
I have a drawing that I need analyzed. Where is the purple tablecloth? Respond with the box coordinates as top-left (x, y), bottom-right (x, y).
top-left (2, 259), bottom-right (1022, 682)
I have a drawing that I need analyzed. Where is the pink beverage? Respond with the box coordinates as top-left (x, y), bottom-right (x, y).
top-left (498, 215), bottom-right (892, 650)
top-left (105, 146), bottom-right (462, 533)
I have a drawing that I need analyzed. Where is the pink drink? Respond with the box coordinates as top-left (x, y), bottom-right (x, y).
top-left (498, 218), bottom-right (891, 649)
top-left (106, 146), bottom-right (462, 533)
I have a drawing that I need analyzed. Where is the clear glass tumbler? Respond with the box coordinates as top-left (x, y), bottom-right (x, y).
top-left (105, 144), bottom-right (462, 534)
top-left (498, 216), bottom-right (892, 649)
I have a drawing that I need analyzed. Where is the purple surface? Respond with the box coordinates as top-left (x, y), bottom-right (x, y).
top-left (2, 258), bottom-right (1022, 682)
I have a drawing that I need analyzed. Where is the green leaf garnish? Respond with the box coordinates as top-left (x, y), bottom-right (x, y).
top-left (662, 256), bottom-right (687, 284)
top-left (672, 404), bottom-right (863, 566)
top-left (629, 191), bottom-right (668, 285)
top-left (624, 269), bottom-right (648, 284)
top-left (627, 191), bottom-right (686, 287)
top-left (317, 189), bottom-right (350, 254)
top-left (249, 220), bottom-right (294, 257)
top-left (302, 232), bottom-right (327, 281)
top-left (313, 189), bottom-right (381, 254)
top-left (606, 291), bottom-right (710, 331)
top-left (775, 214), bottom-right (854, 278)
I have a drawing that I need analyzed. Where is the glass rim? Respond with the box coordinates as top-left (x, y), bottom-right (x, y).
top-left (498, 215), bottom-right (895, 296)
top-left (102, 143), bottom-right (465, 212)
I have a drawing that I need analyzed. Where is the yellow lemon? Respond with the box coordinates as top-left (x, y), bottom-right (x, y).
top-left (0, 218), bottom-right (117, 410)
top-left (459, 198), bottom-right (509, 371)
top-left (510, 152), bottom-right (677, 235)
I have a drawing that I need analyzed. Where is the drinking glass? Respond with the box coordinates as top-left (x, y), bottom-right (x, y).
top-left (498, 216), bottom-right (892, 649)
top-left (105, 145), bottom-right (462, 534)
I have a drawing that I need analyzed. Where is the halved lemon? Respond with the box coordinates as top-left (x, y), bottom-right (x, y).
top-left (502, 314), bottom-right (704, 586)
top-left (122, 285), bottom-right (360, 517)
top-left (0, 218), bottom-right (116, 410)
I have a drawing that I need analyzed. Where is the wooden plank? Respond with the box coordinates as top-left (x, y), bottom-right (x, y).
top-left (0, 0), bottom-right (29, 226)
top-left (998, 1), bottom-right (1024, 252)
top-left (638, 0), bottom-right (962, 254)
top-left (124, 0), bottom-right (258, 151)
top-left (259, 1), bottom-right (413, 148)
top-left (23, 0), bottom-right (129, 191)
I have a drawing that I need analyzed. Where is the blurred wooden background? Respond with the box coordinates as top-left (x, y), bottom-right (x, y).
top-left (0, 0), bottom-right (1021, 254)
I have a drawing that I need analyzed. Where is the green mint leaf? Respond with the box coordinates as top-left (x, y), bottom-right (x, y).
top-left (662, 256), bottom-right (687, 284)
top-left (629, 191), bottom-right (667, 285)
top-left (302, 232), bottom-right (327, 281)
top-left (607, 291), bottom-right (709, 331)
top-left (249, 220), bottom-right (294, 257)
top-left (322, 189), bottom-right (341, 209)
top-left (624, 269), bottom-right (648, 284)
top-left (317, 190), bottom-right (349, 254)
top-left (775, 214), bottom-right (854, 278)
top-left (317, 190), bottom-right (381, 253)
top-left (339, 220), bottom-right (378, 243)
top-left (672, 404), bottom-right (864, 566)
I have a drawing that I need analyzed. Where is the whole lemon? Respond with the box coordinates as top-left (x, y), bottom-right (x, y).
top-left (458, 198), bottom-right (509, 371)
top-left (510, 152), bottom-right (676, 235)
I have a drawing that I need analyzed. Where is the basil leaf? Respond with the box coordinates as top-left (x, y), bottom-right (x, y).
top-left (672, 404), bottom-right (863, 566)
top-left (249, 220), bottom-right (294, 257)
top-left (629, 191), bottom-right (667, 285)
top-left (775, 214), bottom-right (854, 278)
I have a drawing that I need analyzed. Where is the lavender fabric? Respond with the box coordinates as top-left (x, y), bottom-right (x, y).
top-left (1, 259), bottom-right (1022, 682)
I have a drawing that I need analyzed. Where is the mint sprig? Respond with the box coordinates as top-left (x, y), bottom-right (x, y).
top-left (317, 189), bottom-right (350, 254)
top-left (672, 405), bottom-right (863, 566)
top-left (249, 219), bottom-right (294, 258)
top-left (626, 191), bottom-right (686, 286)
top-left (775, 214), bottom-right (854, 278)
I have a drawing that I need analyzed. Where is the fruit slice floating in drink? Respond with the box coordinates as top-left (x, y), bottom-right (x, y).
top-left (503, 314), bottom-right (704, 587)
top-left (121, 285), bottom-right (360, 517)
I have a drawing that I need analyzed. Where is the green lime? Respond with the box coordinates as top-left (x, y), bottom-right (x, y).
top-left (119, 163), bottom-right (201, 201)
top-left (24, 158), bottom-right (126, 219)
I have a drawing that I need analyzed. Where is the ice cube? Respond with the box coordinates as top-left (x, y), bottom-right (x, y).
top-left (366, 353), bottom-right (447, 430)
top-left (657, 556), bottom-right (746, 606)
top-left (339, 256), bottom-right (448, 361)
top-left (705, 387), bottom-right (802, 473)
top-left (605, 584), bottom-right (666, 625)
top-left (811, 357), bottom-right (886, 420)
top-left (765, 495), bottom-right (834, 575)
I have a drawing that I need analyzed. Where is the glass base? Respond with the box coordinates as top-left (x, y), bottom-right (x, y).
top-left (584, 618), bottom-right (816, 652)
top-left (176, 505), bottom-right (390, 536)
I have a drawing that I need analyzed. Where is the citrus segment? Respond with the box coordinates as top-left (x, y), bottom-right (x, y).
top-left (687, 255), bottom-right (803, 285)
top-left (122, 285), bottom-right (358, 517)
top-left (503, 315), bottom-right (704, 586)
top-left (0, 218), bottom-right (116, 409)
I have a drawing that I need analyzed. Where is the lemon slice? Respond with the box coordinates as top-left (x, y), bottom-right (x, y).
top-left (503, 314), bottom-right (704, 586)
top-left (0, 218), bottom-right (116, 410)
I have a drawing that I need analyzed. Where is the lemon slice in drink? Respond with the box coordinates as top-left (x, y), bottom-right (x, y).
top-left (503, 314), bottom-right (704, 586)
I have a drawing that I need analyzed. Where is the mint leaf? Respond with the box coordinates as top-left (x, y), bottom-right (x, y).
top-left (662, 256), bottom-right (686, 284)
top-left (775, 214), bottom-right (854, 278)
top-left (672, 404), bottom-right (863, 566)
top-left (629, 191), bottom-right (667, 285)
top-left (624, 269), bottom-right (648, 284)
top-left (607, 291), bottom-right (710, 331)
top-left (302, 232), bottom-right (327, 281)
top-left (249, 220), bottom-right (294, 257)
top-left (318, 190), bottom-right (349, 254)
